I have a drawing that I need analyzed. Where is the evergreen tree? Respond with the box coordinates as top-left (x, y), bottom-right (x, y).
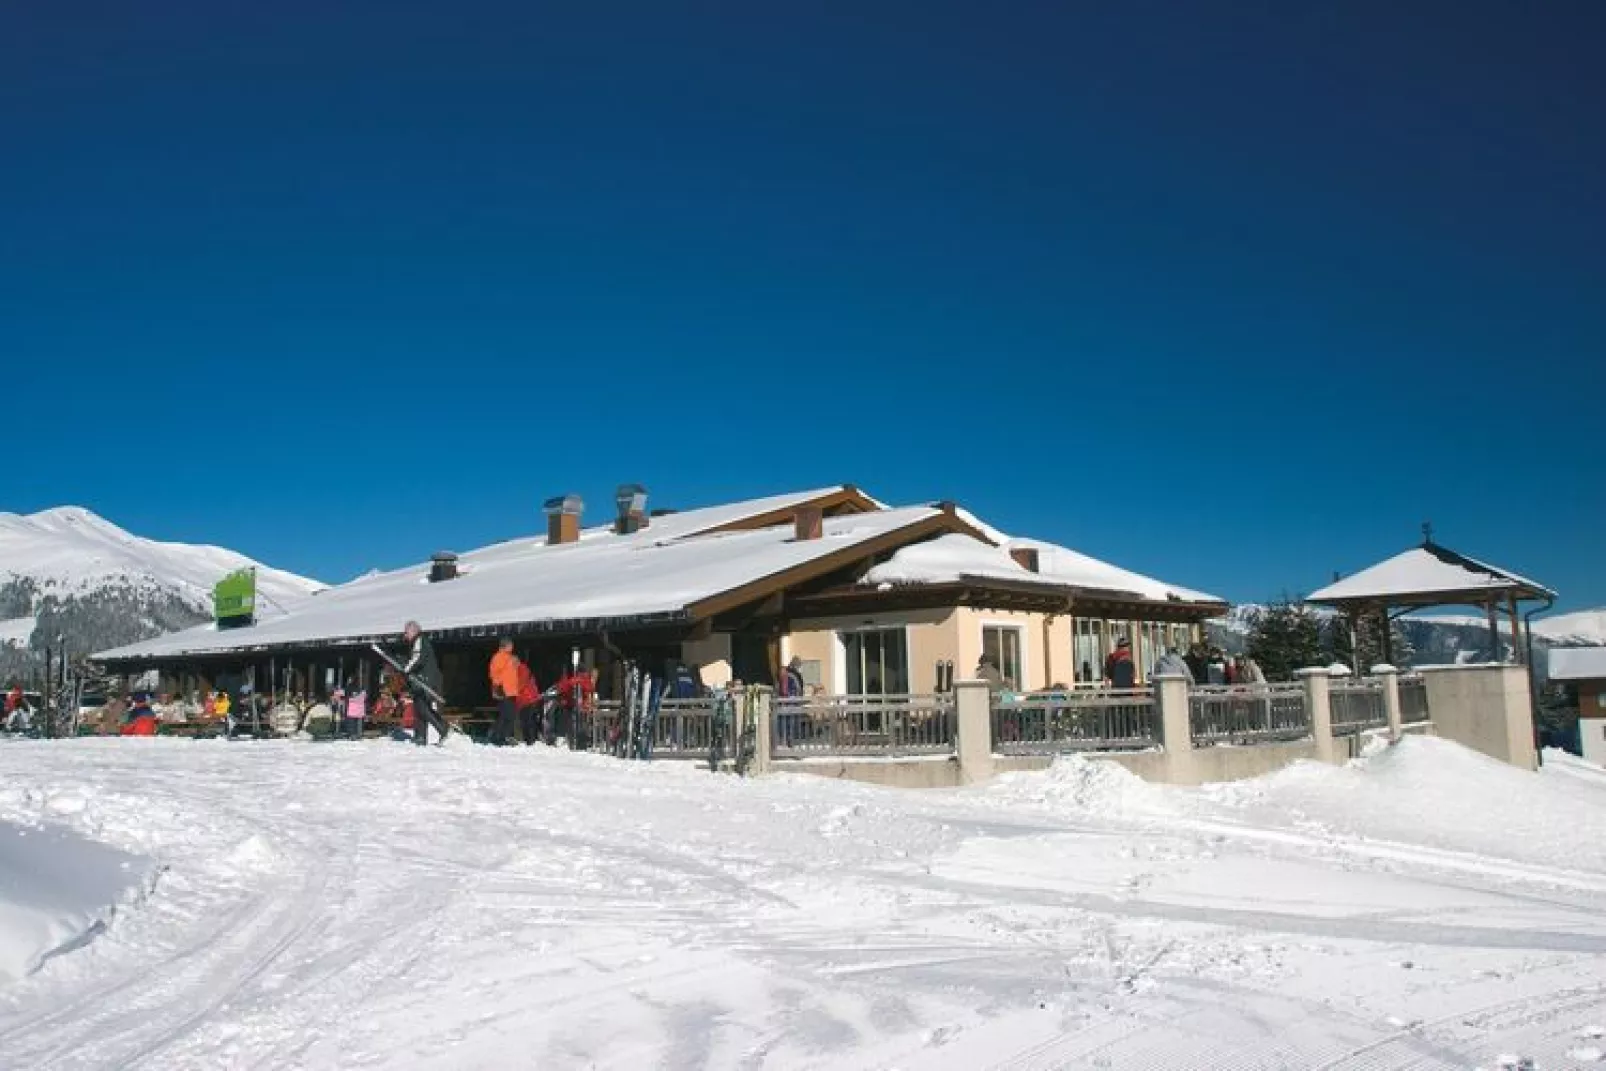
top-left (1245, 598), bottom-right (1325, 682)
top-left (1326, 611), bottom-right (1416, 671)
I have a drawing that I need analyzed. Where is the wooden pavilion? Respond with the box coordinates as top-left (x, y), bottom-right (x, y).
top-left (1307, 527), bottom-right (1556, 670)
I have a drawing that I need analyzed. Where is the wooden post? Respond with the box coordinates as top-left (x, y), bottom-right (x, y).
top-left (1507, 594), bottom-right (1523, 666)
top-left (1485, 600), bottom-right (1501, 662)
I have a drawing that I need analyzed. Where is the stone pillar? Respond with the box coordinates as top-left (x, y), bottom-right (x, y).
top-left (1420, 664), bottom-right (1537, 770)
top-left (1371, 663), bottom-right (1403, 739)
top-left (750, 686), bottom-right (774, 775)
top-left (1153, 673), bottom-right (1195, 784)
top-left (1297, 666), bottom-right (1336, 763)
top-left (954, 680), bottom-right (995, 785)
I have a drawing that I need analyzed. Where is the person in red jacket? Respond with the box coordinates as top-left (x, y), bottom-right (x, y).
top-left (554, 666), bottom-right (595, 748)
top-left (514, 657), bottom-right (542, 745)
top-left (121, 694), bottom-right (159, 736)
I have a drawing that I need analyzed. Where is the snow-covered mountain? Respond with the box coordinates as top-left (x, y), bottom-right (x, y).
top-left (1208, 601), bottom-right (1606, 678)
top-left (0, 506), bottom-right (324, 668)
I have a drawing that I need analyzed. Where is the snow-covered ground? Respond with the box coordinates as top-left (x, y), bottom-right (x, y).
top-left (2, 737), bottom-right (1605, 1070)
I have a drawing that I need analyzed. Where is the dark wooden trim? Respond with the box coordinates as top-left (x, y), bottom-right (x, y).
top-left (691, 487), bottom-right (879, 536)
top-left (684, 511), bottom-right (978, 621)
top-left (789, 581), bottom-right (1224, 623)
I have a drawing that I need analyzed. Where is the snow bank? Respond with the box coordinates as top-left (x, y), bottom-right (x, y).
top-left (983, 753), bottom-right (1176, 819)
top-left (1198, 735), bottom-right (1606, 880)
top-left (0, 821), bottom-right (154, 983)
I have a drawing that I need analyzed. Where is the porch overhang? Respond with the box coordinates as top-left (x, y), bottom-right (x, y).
top-left (787, 579), bottom-right (1225, 623)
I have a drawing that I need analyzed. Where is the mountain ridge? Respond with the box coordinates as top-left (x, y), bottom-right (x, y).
top-left (0, 506), bottom-right (325, 673)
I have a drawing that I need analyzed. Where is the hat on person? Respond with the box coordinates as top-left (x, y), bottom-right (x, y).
top-left (1117, 638), bottom-right (1131, 649)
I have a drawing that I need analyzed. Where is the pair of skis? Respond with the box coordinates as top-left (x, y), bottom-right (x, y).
top-left (707, 687), bottom-right (756, 776)
top-left (369, 642), bottom-right (452, 744)
top-left (618, 664), bottom-right (661, 761)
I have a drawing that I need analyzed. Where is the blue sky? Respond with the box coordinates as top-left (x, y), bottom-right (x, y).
top-left (3, 2), bottom-right (1602, 610)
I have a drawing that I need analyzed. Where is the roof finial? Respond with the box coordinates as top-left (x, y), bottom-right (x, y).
top-left (1421, 520), bottom-right (1433, 544)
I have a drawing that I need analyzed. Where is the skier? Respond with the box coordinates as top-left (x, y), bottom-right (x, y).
top-left (343, 678), bottom-right (368, 739)
top-left (975, 653), bottom-right (1010, 693)
top-left (488, 637), bottom-right (520, 745)
top-left (401, 620), bottom-right (450, 746)
top-left (1152, 648), bottom-right (1195, 683)
top-left (514, 656), bottom-right (541, 745)
top-left (1104, 638), bottom-right (1137, 691)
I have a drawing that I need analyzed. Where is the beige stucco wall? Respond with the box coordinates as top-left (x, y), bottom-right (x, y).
top-left (786, 607), bottom-right (959, 694)
top-left (681, 633), bottom-right (733, 689)
top-left (953, 606), bottom-right (1065, 692)
top-left (786, 603), bottom-right (1196, 696)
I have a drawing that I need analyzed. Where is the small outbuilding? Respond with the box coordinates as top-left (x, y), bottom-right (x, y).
top-left (1548, 647), bottom-right (1606, 765)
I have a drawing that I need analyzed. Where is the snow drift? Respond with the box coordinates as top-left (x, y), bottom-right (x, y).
top-left (0, 820), bottom-right (155, 984)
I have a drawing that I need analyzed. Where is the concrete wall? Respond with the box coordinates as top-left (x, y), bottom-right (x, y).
top-left (773, 757), bottom-right (964, 789)
top-left (1420, 664), bottom-right (1537, 770)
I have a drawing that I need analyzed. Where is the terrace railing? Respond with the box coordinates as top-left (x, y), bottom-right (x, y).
top-left (1190, 684), bottom-right (1310, 746)
top-left (771, 694), bottom-right (955, 758)
top-left (1398, 673), bottom-right (1430, 723)
top-left (587, 697), bottom-right (723, 758)
top-left (1330, 677), bottom-right (1388, 735)
top-left (647, 698), bottom-right (719, 757)
top-left (991, 689), bottom-right (1157, 755)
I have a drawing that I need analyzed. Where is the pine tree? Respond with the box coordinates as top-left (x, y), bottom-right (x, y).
top-left (1245, 598), bottom-right (1326, 682)
top-left (1326, 611), bottom-right (1416, 671)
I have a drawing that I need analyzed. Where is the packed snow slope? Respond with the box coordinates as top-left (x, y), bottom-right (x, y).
top-left (3, 737), bottom-right (1606, 1070)
top-left (0, 506), bottom-right (324, 613)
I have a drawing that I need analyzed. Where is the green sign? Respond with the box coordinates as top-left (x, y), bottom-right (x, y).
top-left (214, 568), bottom-right (257, 623)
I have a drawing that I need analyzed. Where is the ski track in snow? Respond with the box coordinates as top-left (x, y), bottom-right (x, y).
top-left (1, 737), bottom-right (1605, 1070)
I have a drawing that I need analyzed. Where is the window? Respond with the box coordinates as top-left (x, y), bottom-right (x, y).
top-left (982, 625), bottom-right (1023, 690)
top-left (841, 628), bottom-right (909, 695)
top-left (1073, 618), bottom-right (1106, 685)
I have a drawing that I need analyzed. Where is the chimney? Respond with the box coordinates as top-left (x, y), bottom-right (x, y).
top-left (1009, 546), bottom-right (1040, 573)
top-left (428, 551), bottom-right (459, 583)
top-left (614, 483), bottom-right (648, 535)
top-left (543, 494), bottom-right (584, 546)
top-left (794, 505), bottom-right (824, 541)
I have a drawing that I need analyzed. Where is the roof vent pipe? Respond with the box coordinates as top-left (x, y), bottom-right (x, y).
top-left (429, 551), bottom-right (459, 583)
top-left (794, 505), bottom-right (824, 541)
top-left (543, 494), bottom-right (584, 546)
top-left (1009, 547), bottom-right (1040, 573)
top-left (614, 483), bottom-right (648, 535)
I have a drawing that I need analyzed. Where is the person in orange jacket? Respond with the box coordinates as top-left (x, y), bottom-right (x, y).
top-left (488, 638), bottom-right (521, 746)
top-left (514, 656), bottom-right (542, 745)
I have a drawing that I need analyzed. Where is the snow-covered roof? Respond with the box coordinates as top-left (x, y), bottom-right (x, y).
top-left (1308, 543), bottom-right (1555, 606)
top-left (96, 491), bottom-right (938, 661)
top-left (862, 533), bottom-right (1223, 606)
top-left (1548, 647), bottom-right (1606, 682)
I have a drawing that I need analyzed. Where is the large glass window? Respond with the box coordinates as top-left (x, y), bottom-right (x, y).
top-left (841, 628), bottom-right (909, 695)
top-left (981, 625), bottom-right (1023, 690)
top-left (1073, 618), bottom-right (1106, 685)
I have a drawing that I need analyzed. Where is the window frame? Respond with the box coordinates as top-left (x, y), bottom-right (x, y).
top-left (979, 621), bottom-right (1026, 692)
top-left (835, 625), bottom-right (912, 696)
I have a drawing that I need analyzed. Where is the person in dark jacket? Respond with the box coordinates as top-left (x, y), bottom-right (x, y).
top-left (402, 620), bottom-right (450, 746)
top-left (1104, 638), bottom-right (1137, 690)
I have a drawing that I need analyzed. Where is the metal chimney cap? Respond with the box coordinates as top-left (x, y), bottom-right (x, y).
top-left (614, 483), bottom-right (648, 512)
top-left (542, 494), bottom-right (584, 516)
